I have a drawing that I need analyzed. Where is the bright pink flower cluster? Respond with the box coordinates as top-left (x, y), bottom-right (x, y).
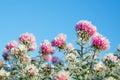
top-left (105, 53), bottom-right (117, 62)
top-left (19, 33), bottom-right (36, 43)
top-left (5, 41), bottom-right (17, 52)
top-left (18, 33), bottom-right (37, 51)
top-left (75, 20), bottom-right (96, 37)
top-left (52, 33), bottom-right (66, 48)
top-left (92, 34), bottom-right (110, 50)
top-left (55, 71), bottom-right (69, 80)
top-left (40, 40), bottom-right (54, 54)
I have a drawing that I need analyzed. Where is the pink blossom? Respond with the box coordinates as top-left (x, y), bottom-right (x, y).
top-left (40, 40), bottom-right (54, 54)
top-left (52, 57), bottom-right (59, 63)
top-left (105, 53), bottom-right (117, 62)
top-left (75, 20), bottom-right (96, 37)
top-left (18, 32), bottom-right (36, 44)
top-left (92, 34), bottom-right (110, 51)
top-left (44, 54), bottom-right (52, 61)
top-left (19, 33), bottom-right (37, 51)
top-left (52, 33), bottom-right (66, 48)
top-left (55, 71), bottom-right (69, 80)
top-left (5, 41), bottom-right (17, 51)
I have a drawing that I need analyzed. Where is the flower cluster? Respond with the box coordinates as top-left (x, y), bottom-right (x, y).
top-left (52, 33), bottom-right (66, 49)
top-left (19, 32), bottom-right (37, 51)
top-left (92, 34), bottom-right (110, 51)
top-left (0, 20), bottom-right (120, 80)
top-left (75, 20), bottom-right (96, 41)
top-left (40, 40), bottom-right (54, 54)
top-left (19, 32), bottom-right (36, 44)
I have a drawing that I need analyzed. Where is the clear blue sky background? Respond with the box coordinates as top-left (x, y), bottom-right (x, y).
top-left (0, 0), bottom-right (120, 59)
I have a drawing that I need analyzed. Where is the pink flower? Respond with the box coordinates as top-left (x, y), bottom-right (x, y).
top-left (0, 60), bottom-right (4, 68)
top-left (105, 53), bottom-right (117, 62)
top-left (75, 20), bottom-right (96, 37)
top-left (5, 41), bottom-right (17, 51)
top-left (40, 40), bottom-right (54, 54)
top-left (92, 34), bottom-right (110, 51)
top-left (19, 33), bottom-right (37, 51)
top-left (18, 32), bottom-right (36, 44)
top-left (44, 54), bottom-right (52, 61)
top-left (52, 33), bottom-right (66, 48)
top-left (55, 71), bottom-right (69, 80)
top-left (52, 57), bottom-right (59, 63)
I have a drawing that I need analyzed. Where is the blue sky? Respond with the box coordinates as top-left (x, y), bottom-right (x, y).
top-left (0, 0), bottom-right (120, 59)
